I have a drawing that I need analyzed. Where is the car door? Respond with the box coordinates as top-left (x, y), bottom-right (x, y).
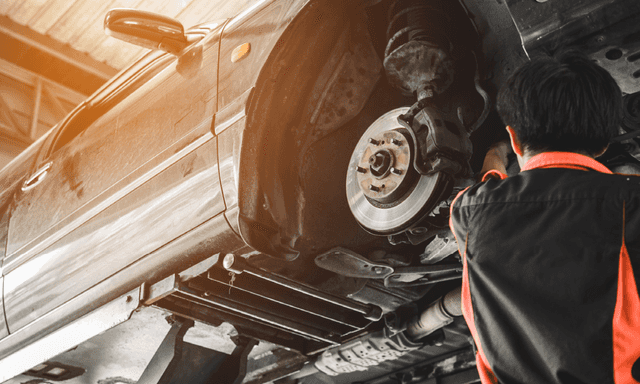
top-left (0, 133), bottom-right (50, 341)
top-left (2, 21), bottom-right (226, 333)
top-left (0, 206), bottom-right (10, 341)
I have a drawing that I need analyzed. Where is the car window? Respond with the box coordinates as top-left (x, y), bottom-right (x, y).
top-left (47, 20), bottom-right (225, 156)
top-left (48, 51), bottom-right (175, 155)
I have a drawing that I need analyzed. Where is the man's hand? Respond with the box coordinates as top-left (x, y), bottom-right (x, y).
top-left (480, 140), bottom-right (512, 179)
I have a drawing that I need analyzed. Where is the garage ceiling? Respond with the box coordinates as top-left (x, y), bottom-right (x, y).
top-left (1, 0), bottom-right (256, 71)
top-left (0, 0), bottom-right (255, 168)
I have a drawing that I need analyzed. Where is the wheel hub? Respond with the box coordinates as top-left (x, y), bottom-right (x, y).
top-left (368, 149), bottom-right (392, 178)
top-left (356, 130), bottom-right (413, 204)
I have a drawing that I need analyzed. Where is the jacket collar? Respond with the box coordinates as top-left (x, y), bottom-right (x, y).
top-left (522, 151), bottom-right (612, 174)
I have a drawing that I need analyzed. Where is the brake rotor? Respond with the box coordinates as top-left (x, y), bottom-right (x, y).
top-left (346, 107), bottom-right (449, 235)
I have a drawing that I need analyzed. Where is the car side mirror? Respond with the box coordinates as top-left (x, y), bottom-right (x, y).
top-left (104, 9), bottom-right (188, 55)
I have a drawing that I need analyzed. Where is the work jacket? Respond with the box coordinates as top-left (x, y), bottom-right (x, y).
top-left (449, 152), bottom-right (640, 384)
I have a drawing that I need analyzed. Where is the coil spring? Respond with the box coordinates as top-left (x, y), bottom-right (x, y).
top-left (385, 0), bottom-right (451, 58)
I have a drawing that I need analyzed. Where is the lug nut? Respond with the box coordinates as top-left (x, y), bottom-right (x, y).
top-left (390, 167), bottom-right (402, 175)
top-left (357, 166), bottom-right (367, 174)
top-left (369, 185), bottom-right (381, 192)
top-left (391, 138), bottom-right (403, 146)
top-left (368, 138), bottom-right (380, 145)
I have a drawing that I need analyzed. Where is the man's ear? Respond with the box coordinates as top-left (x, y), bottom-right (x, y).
top-left (594, 144), bottom-right (609, 158)
top-left (506, 126), bottom-right (524, 157)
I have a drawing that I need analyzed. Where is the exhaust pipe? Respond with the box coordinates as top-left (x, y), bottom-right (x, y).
top-left (405, 286), bottom-right (462, 341)
top-left (289, 286), bottom-right (462, 379)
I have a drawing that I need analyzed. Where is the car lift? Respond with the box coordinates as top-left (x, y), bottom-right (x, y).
top-left (136, 316), bottom-right (258, 384)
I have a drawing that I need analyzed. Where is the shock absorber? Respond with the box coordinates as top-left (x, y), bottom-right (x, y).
top-left (381, 0), bottom-right (489, 178)
top-left (383, 0), bottom-right (455, 101)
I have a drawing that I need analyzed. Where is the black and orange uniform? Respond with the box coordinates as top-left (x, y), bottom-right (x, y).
top-left (449, 152), bottom-right (640, 384)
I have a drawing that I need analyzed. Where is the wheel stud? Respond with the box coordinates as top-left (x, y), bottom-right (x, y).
top-left (357, 166), bottom-right (367, 174)
top-left (390, 167), bottom-right (402, 175)
top-left (369, 185), bottom-right (381, 192)
top-left (391, 138), bottom-right (402, 146)
top-left (368, 138), bottom-right (380, 145)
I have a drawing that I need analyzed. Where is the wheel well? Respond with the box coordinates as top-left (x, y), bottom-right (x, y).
top-left (237, 1), bottom-right (382, 260)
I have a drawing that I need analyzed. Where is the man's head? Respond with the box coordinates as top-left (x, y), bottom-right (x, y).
top-left (496, 50), bottom-right (622, 159)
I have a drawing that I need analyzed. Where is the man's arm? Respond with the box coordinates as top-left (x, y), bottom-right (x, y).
top-left (479, 141), bottom-right (511, 181)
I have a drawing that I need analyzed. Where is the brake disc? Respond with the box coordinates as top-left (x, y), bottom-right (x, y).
top-left (346, 107), bottom-right (449, 235)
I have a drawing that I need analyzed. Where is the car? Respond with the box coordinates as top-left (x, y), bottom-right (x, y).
top-left (0, 0), bottom-right (639, 383)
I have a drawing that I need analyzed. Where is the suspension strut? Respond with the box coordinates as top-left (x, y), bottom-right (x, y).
top-left (384, 0), bottom-right (455, 101)
top-left (383, 0), bottom-right (489, 178)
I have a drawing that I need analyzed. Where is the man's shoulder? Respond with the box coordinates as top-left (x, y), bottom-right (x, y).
top-left (454, 169), bottom-right (640, 209)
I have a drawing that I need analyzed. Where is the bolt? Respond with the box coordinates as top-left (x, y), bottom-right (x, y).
top-left (368, 138), bottom-right (380, 145)
top-left (390, 167), bottom-right (402, 175)
top-left (391, 138), bottom-right (402, 146)
top-left (418, 88), bottom-right (433, 101)
top-left (369, 185), bottom-right (381, 192)
top-left (373, 267), bottom-right (386, 274)
top-left (409, 227), bottom-right (428, 235)
top-left (357, 166), bottom-right (367, 174)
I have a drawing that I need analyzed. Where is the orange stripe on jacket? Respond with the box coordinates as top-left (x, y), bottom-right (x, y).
top-left (613, 202), bottom-right (640, 383)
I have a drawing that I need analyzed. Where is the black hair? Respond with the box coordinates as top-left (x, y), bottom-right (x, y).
top-left (496, 50), bottom-right (622, 156)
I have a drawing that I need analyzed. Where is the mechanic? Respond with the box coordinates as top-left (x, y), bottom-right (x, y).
top-left (449, 51), bottom-right (640, 383)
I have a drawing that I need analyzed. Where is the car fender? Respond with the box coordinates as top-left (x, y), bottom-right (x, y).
top-left (217, 0), bottom-right (382, 259)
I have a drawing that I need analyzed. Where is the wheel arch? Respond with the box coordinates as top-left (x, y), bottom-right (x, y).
top-left (236, 0), bottom-right (382, 260)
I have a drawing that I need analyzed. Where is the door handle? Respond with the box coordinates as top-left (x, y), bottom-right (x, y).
top-left (22, 162), bottom-right (52, 192)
